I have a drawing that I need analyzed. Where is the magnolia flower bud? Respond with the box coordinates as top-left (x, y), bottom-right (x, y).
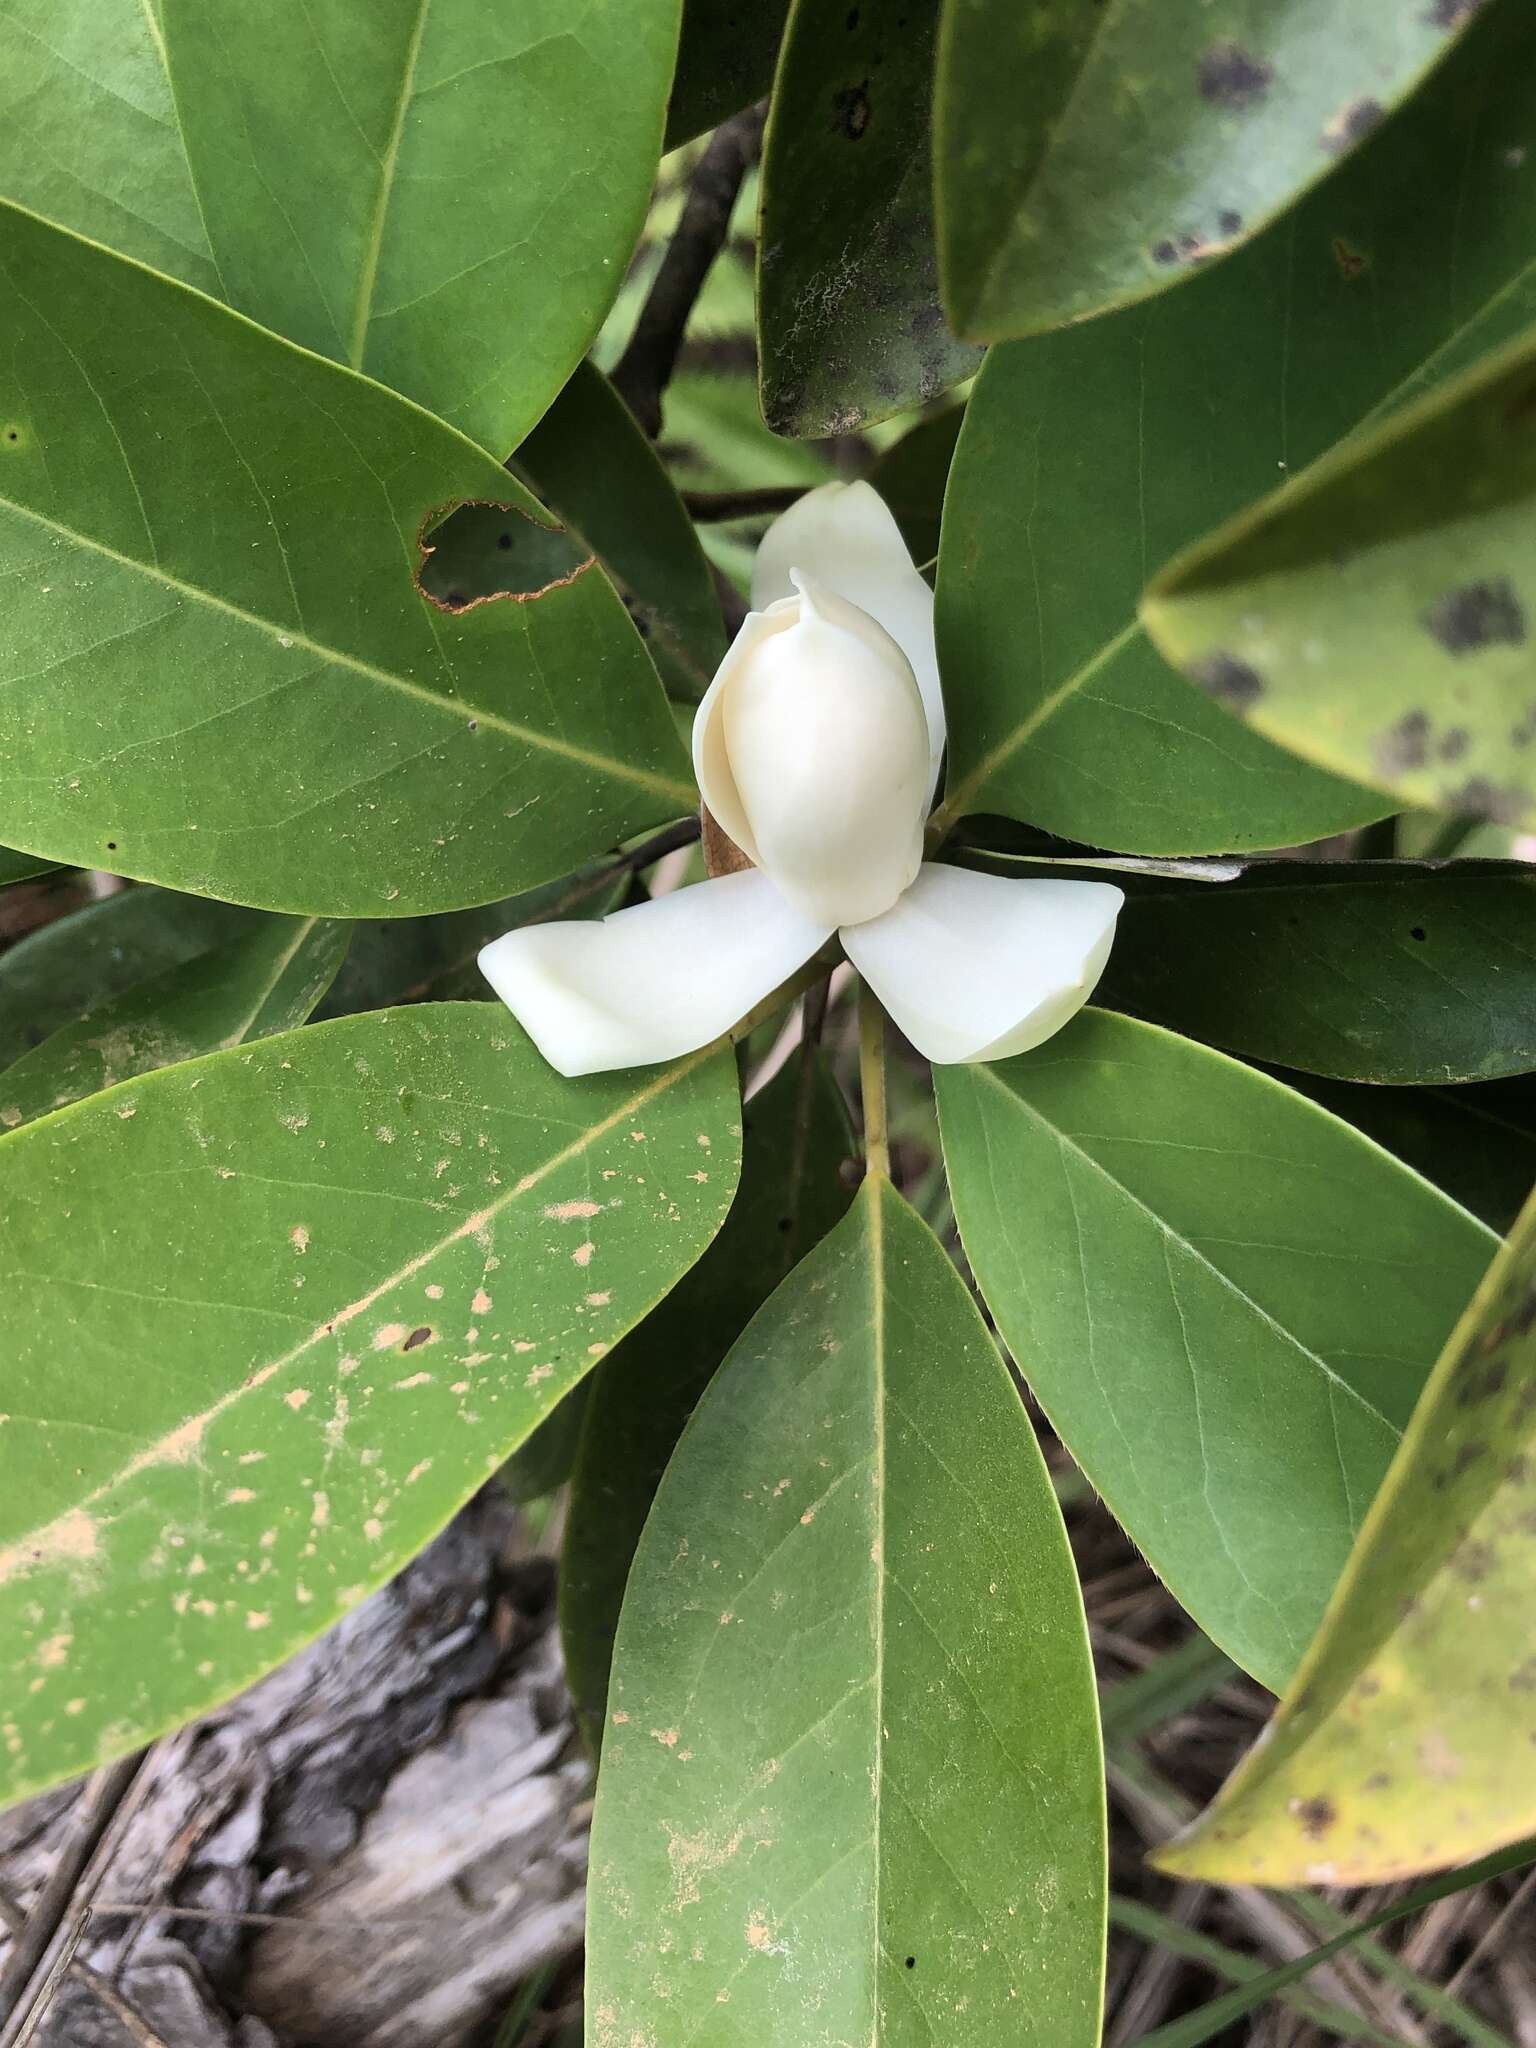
top-left (479, 481), bottom-right (1123, 1079)
top-left (699, 573), bottom-right (930, 927)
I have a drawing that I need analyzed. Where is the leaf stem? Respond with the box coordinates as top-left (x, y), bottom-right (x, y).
top-left (859, 984), bottom-right (890, 1181)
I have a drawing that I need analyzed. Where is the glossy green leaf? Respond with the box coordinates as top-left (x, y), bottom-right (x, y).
top-left (499, 1378), bottom-right (593, 1505)
top-left (153, 0), bottom-right (677, 455)
top-left (1098, 861), bottom-right (1536, 1084)
top-left (0, 916), bottom-right (350, 1131)
top-left (1143, 321), bottom-right (1536, 831)
top-left (1277, 1069), bottom-right (1536, 1239)
top-left (931, 4), bottom-right (1534, 854)
top-left (0, 888), bottom-right (265, 1072)
top-left (1159, 1181), bottom-right (1536, 1887)
top-left (0, 0), bottom-right (221, 292)
top-left (665, 0), bottom-right (790, 150)
top-left (0, 202), bottom-right (691, 914)
top-left (515, 360), bottom-right (726, 693)
top-left (561, 1051), bottom-right (854, 1750)
top-left (314, 864), bottom-right (626, 1020)
top-left (0, 1005), bottom-right (739, 1807)
top-left (587, 1178), bottom-right (1105, 2043)
top-left (935, 1010), bottom-right (1496, 1691)
top-left (868, 402), bottom-right (966, 572)
top-left (935, 0), bottom-right (1483, 340)
top-left (757, 0), bottom-right (981, 436)
top-left (0, 848), bottom-right (58, 887)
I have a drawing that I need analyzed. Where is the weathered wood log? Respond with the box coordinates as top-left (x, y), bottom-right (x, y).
top-left (0, 1489), bottom-right (590, 2047)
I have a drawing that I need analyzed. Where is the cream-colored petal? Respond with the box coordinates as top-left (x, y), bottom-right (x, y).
top-left (721, 574), bottom-right (929, 927)
top-left (479, 870), bottom-right (832, 1077)
top-left (841, 864), bottom-right (1123, 1065)
top-left (752, 480), bottom-right (944, 797)
top-left (691, 607), bottom-right (792, 869)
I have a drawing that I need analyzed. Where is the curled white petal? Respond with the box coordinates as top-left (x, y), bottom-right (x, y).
top-left (841, 864), bottom-right (1124, 1065)
top-left (751, 480), bottom-right (944, 801)
top-left (693, 573), bottom-right (930, 928)
top-left (478, 870), bottom-right (832, 1077)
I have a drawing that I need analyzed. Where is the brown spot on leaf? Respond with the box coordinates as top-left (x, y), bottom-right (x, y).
top-left (1454, 1538), bottom-right (1496, 1581)
top-left (1451, 776), bottom-right (1526, 825)
top-left (1423, 576), bottom-right (1527, 653)
top-left (1332, 236), bottom-right (1369, 279)
top-left (402, 1325), bottom-right (433, 1352)
top-left (1191, 650), bottom-right (1265, 710)
top-left (1198, 41), bottom-right (1273, 111)
top-left (1374, 709), bottom-right (1431, 776)
top-left (1438, 725), bottom-right (1471, 762)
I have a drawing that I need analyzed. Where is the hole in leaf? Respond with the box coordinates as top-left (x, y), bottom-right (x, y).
top-left (416, 501), bottom-right (592, 613)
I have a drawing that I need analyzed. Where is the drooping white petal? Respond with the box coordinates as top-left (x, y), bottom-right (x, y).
top-left (703, 574), bottom-right (929, 927)
top-left (841, 864), bottom-right (1124, 1065)
top-left (478, 870), bottom-right (832, 1077)
top-left (751, 480), bottom-right (944, 800)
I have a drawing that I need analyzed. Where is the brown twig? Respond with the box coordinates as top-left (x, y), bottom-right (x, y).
top-left (611, 105), bottom-right (767, 439)
top-left (682, 486), bottom-right (807, 523)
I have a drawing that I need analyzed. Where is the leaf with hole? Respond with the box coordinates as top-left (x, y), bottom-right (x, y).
top-left (1097, 861), bottom-right (1536, 1084)
top-left (514, 360), bottom-right (726, 696)
top-left (0, 1004), bottom-right (739, 1808)
top-left (1143, 322), bottom-right (1536, 832)
top-left (561, 1050), bottom-right (854, 1750)
top-left (586, 1177), bottom-right (1106, 2043)
top-left (0, 203), bottom-right (690, 915)
top-left (0, 916), bottom-right (351, 1131)
top-left (935, 0), bottom-right (1486, 340)
top-left (758, 0), bottom-right (981, 435)
top-left (1158, 1180), bottom-right (1536, 1888)
top-left (931, 5), bottom-right (1535, 854)
top-left (936, 1010), bottom-right (1496, 1690)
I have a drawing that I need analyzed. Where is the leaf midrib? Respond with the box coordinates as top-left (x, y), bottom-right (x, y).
top-left (1, 494), bottom-right (695, 807)
top-left (971, 1065), bottom-right (1400, 1437)
top-left (0, 1040), bottom-right (719, 1571)
top-left (347, 0), bottom-right (433, 371)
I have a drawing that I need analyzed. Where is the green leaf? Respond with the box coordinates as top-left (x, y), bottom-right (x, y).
top-left (935, 1010), bottom-right (1496, 1691)
top-left (1097, 861), bottom-right (1536, 1084)
top-left (0, 0), bottom-right (222, 293)
top-left (665, 0), bottom-right (790, 150)
top-left (499, 1378), bottom-right (593, 1505)
top-left (586, 1178), bottom-right (1106, 2043)
top-left (0, 916), bottom-right (350, 1131)
top-left (1143, 320), bottom-right (1536, 831)
top-left (934, 0), bottom-right (1483, 341)
top-left (0, 1005), bottom-right (739, 1807)
top-left (514, 360), bottom-right (726, 693)
top-left (0, 202), bottom-right (691, 915)
top-left (0, 848), bottom-right (58, 887)
top-left (154, 0), bottom-right (678, 455)
top-left (1158, 1178), bottom-right (1536, 1888)
top-left (931, 4), bottom-right (1535, 855)
top-left (757, 0), bottom-right (982, 436)
top-left (1277, 1069), bottom-right (1536, 1239)
top-left (561, 1050), bottom-right (854, 1750)
top-left (314, 864), bottom-right (626, 1019)
top-left (0, 888), bottom-right (265, 1072)
top-left (1137, 1836), bottom-right (1536, 2048)
top-left (868, 401), bottom-right (966, 572)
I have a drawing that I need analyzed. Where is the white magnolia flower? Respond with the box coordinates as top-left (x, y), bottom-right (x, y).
top-left (479, 482), bottom-right (1122, 1077)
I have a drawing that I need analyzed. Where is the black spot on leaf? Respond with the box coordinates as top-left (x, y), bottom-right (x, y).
top-left (1197, 41), bottom-right (1273, 112)
top-left (1450, 776), bottom-right (1526, 825)
top-left (1294, 1795), bottom-right (1337, 1839)
top-left (1190, 650), bottom-right (1265, 710)
top-left (403, 1326), bottom-right (433, 1351)
top-left (1217, 208), bottom-right (1243, 236)
top-left (1153, 239), bottom-right (1180, 265)
top-left (832, 81), bottom-right (871, 139)
top-left (1438, 726), bottom-right (1470, 762)
top-left (1422, 576), bottom-right (1527, 653)
top-left (1409, 925), bottom-right (1427, 942)
top-left (1323, 98), bottom-right (1385, 153)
